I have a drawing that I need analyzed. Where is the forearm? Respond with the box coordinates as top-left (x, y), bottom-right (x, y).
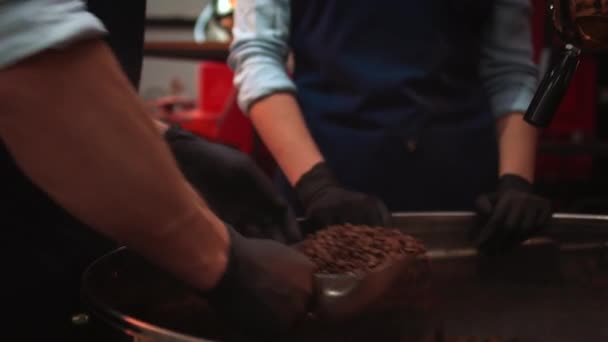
top-left (250, 93), bottom-right (324, 184)
top-left (480, 0), bottom-right (539, 182)
top-left (496, 112), bottom-right (539, 182)
top-left (0, 39), bottom-right (228, 290)
top-left (229, 0), bottom-right (318, 182)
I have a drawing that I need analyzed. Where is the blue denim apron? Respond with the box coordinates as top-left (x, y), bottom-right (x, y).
top-left (279, 0), bottom-right (499, 212)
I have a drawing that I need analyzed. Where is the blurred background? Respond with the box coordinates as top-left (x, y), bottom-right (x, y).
top-left (140, 0), bottom-right (608, 214)
top-left (141, 0), bottom-right (208, 103)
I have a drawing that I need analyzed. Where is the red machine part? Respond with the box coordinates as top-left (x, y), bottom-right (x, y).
top-left (159, 61), bottom-right (254, 154)
top-left (535, 57), bottom-right (598, 182)
top-left (530, 0), bottom-right (598, 182)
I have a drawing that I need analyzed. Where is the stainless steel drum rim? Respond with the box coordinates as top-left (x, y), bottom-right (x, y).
top-left (82, 246), bottom-right (218, 342)
top-left (81, 211), bottom-right (608, 342)
top-left (390, 211), bottom-right (608, 259)
top-left (392, 211), bottom-right (608, 220)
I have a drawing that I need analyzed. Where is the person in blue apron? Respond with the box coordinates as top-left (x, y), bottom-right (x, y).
top-left (0, 1), bottom-right (316, 341)
top-left (229, 0), bottom-right (552, 252)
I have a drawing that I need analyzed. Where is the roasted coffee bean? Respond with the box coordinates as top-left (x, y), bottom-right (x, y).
top-left (296, 225), bottom-right (426, 274)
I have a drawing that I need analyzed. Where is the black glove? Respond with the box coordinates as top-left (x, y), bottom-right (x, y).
top-left (295, 162), bottom-right (391, 228)
top-left (474, 174), bottom-right (552, 253)
top-left (164, 126), bottom-right (302, 243)
top-left (206, 226), bottom-right (315, 341)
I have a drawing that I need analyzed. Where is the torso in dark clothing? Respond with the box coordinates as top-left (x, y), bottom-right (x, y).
top-left (278, 0), bottom-right (499, 212)
top-left (0, 1), bottom-right (145, 339)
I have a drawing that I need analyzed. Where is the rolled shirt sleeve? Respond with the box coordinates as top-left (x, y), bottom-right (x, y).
top-left (228, 0), bottom-right (295, 113)
top-left (0, 0), bottom-right (106, 69)
top-left (479, 0), bottom-right (539, 118)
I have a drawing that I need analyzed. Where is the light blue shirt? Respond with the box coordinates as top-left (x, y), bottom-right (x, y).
top-left (0, 0), bottom-right (106, 69)
top-left (229, 0), bottom-right (539, 118)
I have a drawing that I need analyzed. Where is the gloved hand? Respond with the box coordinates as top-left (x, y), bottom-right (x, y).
top-left (473, 174), bottom-right (552, 253)
top-left (164, 125), bottom-right (302, 243)
top-left (206, 226), bottom-right (315, 341)
top-left (295, 162), bottom-right (391, 228)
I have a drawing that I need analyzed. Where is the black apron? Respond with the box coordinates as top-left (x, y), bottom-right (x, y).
top-left (278, 0), bottom-right (499, 212)
top-left (1, 1), bottom-right (145, 339)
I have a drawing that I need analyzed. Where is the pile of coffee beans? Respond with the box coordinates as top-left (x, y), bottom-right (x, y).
top-left (297, 224), bottom-right (426, 274)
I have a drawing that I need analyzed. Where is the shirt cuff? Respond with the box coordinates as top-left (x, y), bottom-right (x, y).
top-left (0, 0), bottom-right (106, 69)
top-left (233, 58), bottom-right (296, 113)
top-left (490, 82), bottom-right (537, 118)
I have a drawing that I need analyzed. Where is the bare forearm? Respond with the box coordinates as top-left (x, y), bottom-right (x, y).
top-left (0, 39), bottom-right (227, 290)
top-left (496, 112), bottom-right (539, 182)
top-left (249, 93), bottom-right (323, 184)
